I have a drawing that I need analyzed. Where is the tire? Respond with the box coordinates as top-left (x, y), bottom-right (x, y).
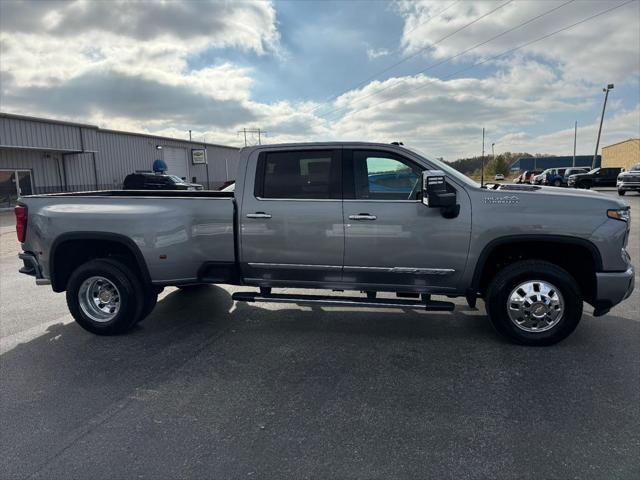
top-left (485, 260), bottom-right (583, 346)
top-left (618, 190), bottom-right (626, 196)
top-left (579, 181), bottom-right (591, 189)
top-left (66, 259), bottom-right (144, 335)
top-left (137, 290), bottom-right (158, 323)
top-left (553, 179), bottom-right (562, 187)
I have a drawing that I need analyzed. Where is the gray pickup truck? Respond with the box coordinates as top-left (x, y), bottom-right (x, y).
top-left (16, 142), bottom-right (634, 345)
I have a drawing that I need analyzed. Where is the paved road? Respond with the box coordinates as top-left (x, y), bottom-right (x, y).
top-left (1, 192), bottom-right (639, 479)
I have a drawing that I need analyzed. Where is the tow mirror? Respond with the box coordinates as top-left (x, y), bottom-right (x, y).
top-left (422, 170), bottom-right (459, 218)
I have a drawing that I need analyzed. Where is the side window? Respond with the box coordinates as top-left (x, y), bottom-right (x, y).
top-left (256, 150), bottom-right (339, 199)
top-left (352, 150), bottom-right (422, 200)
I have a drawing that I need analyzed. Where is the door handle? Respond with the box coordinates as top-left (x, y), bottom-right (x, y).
top-left (246, 212), bottom-right (272, 219)
top-left (348, 213), bottom-right (377, 221)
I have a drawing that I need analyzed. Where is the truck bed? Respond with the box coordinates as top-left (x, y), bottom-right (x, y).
top-left (24, 189), bottom-right (234, 198)
top-left (19, 192), bottom-right (236, 284)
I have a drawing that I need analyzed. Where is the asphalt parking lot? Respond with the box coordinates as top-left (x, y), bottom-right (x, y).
top-left (1, 191), bottom-right (639, 479)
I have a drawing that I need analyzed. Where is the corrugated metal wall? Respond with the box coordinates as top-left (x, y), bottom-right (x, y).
top-left (0, 115), bottom-right (86, 152)
top-left (0, 114), bottom-right (240, 192)
top-left (0, 149), bottom-right (63, 191)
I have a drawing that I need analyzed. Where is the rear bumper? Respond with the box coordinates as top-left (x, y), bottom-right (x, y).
top-left (593, 266), bottom-right (635, 316)
top-left (18, 252), bottom-right (50, 285)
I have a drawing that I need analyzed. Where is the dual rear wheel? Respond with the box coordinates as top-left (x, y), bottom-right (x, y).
top-left (66, 258), bottom-right (158, 335)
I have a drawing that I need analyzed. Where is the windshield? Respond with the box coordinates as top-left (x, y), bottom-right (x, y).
top-left (402, 145), bottom-right (480, 188)
top-left (588, 168), bottom-right (600, 174)
top-left (631, 163), bottom-right (640, 171)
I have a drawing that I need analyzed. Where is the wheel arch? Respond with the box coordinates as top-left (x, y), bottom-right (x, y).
top-left (471, 235), bottom-right (602, 304)
top-left (50, 232), bottom-right (151, 292)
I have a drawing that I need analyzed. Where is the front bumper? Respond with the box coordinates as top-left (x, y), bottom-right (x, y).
top-left (617, 181), bottom-right (640, 191)
top-left (18, 252), bottom-right (50, 285)
top-left (593, 266), bottom-right (635, 316)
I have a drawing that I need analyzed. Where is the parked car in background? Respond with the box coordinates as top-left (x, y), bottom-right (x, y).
top-left (494, 173), bottom-right (504, 181)
top-left (548, 167), bottom-right (589, 187)
top-left (532, 169), bottom-right (550, 185)
top-left (567, 167), bottom-right (622, 189)
top-left (123, 172), bottom-right (203, 191)
top-left (617, 163), bottom-right (640, 195)
top-left (513, 173), bottom-right (524, 183)
top-left (523, 169), bottom-right (543, 184)
top-left (542, 168), bottom-right (566, 186)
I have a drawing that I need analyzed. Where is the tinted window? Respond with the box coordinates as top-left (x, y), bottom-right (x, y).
top-left (257, 150), bottom-right (339, 199)
top-left (352, 151), bottom-right (421, 200)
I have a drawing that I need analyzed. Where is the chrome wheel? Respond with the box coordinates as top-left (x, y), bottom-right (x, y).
top-left (78, 276), bottom-right (121, 323)
top-left (507, 280), bottom-right (564, 332)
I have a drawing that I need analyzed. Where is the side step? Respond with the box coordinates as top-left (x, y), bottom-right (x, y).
top-left (231, 292), bottom-right (455, 311)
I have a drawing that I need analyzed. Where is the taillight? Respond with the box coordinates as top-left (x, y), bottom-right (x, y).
top-left (15, 205), bottom-right (27, 243)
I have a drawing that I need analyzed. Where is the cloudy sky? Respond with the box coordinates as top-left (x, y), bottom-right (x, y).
top-left (1, 0), bottom-right (638, 160)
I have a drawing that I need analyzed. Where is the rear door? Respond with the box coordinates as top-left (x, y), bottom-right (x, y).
top-left (240, 148), bottom-right (344, 285)
top-left (341, 149), bottom-right (471, 291)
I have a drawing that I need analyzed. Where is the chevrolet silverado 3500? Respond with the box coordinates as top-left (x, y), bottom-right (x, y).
top-left (16, 143), bottom-right (634, 345)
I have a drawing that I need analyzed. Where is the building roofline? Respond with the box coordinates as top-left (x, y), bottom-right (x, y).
top-left (0, 111), bottom-right (239, 151)
top-left (602, 138), bottom-right (640, 149)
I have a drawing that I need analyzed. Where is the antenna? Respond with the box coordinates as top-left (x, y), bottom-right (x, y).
top-left (481, 127), bottom-right (485, 188)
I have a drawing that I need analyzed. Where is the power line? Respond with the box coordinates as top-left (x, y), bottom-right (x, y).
top-left (308, 0), bottom-right (512, 116)
top-left (324, 0), bottom-right (637, 122)
top-left (318, 0), bottom-right (577, 121)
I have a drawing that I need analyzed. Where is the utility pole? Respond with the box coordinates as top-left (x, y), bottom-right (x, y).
top-left (573, 121), bottom-right (577, 167)
top-left (481, 128), bottom-right (485, 188)
top-left (189, 130), bottom-right (192, 142)
top-left (237, 128), bottom-right (266, 146)
top-left (593, 84), bottom-right (614, 169)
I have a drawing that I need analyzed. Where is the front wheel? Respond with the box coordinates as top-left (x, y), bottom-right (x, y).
top-left (485, 260), bottom-right (583, 346)
top-left (66, 259), bottom-right (144, 335)
top-left (618, 190), bottom-right (626, 196)
top-left (553, 179), bottom-right (562, 187)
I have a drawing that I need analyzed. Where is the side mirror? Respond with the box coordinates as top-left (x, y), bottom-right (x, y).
top-left (422, 170), bottom-right (459, 218)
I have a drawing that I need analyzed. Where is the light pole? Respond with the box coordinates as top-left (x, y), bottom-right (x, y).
top-left (593, 84), bottom-right (614, 169)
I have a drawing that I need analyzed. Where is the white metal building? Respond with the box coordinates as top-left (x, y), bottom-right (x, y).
top-left (0, 113), bottom-right (240, 208)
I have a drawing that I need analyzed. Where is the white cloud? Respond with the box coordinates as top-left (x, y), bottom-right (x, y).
top-left (367, 47), bottom-right (391, 59)
top-left (397, 0), bottom-right (640, 85)
top-left (496, 105), bottom-right (640, 156)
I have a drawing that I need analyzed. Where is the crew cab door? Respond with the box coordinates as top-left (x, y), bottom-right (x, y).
top-left (342, 149), bottom-right (471, 291)
top-left (240, 148), bottom-right (344, 285)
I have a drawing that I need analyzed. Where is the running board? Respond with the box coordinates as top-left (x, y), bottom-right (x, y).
top-left (231, 292), bottom-right (455, 311)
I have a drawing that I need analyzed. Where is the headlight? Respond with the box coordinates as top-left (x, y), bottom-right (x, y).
top-left (607, 208), bottom-right (630, 222)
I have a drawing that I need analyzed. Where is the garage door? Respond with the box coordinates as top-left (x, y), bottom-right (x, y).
top-left (163, 147), bottom-right (188, 179)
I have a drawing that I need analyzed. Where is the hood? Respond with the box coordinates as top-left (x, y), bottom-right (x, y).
top-left (493, 183), bottom-right (626, 208)
top-left (619, 170), bottom-right (640, 176)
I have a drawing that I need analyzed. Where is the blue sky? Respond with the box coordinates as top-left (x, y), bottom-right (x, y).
top-left (1, 0), bottom-right (638, 160)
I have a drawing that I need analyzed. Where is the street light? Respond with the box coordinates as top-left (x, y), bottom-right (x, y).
top-left (491, 142), bottom-right (495, 158)
top-left (593, 84), bottom-right (614, 169)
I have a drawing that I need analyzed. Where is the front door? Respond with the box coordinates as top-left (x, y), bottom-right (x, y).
top-left (342, 149), bottom-right (471, 292)
top-left (240, 149), bottom-right (344, 286)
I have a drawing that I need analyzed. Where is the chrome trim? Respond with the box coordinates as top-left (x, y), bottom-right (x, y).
top-left (348, 214), bottom-right (377, 221)
top-left (255, 197), bottom-right (342, 202)
top-left (246, 213), bottom-right (272, 219)
top-left (343, 199), bottom-right (420, 203)
top-left (344, 266), bottom-right (455, 275)
top-left (248, 262), bottom-right (342, 271)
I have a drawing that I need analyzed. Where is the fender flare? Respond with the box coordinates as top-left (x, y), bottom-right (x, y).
top-left (50, 232), bottom-right (151, 291)
top-left (470, 234), bottom-right (603, 293)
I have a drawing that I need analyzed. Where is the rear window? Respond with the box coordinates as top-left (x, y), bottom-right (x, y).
top-left (255, 150), bottom-right (340, 199)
